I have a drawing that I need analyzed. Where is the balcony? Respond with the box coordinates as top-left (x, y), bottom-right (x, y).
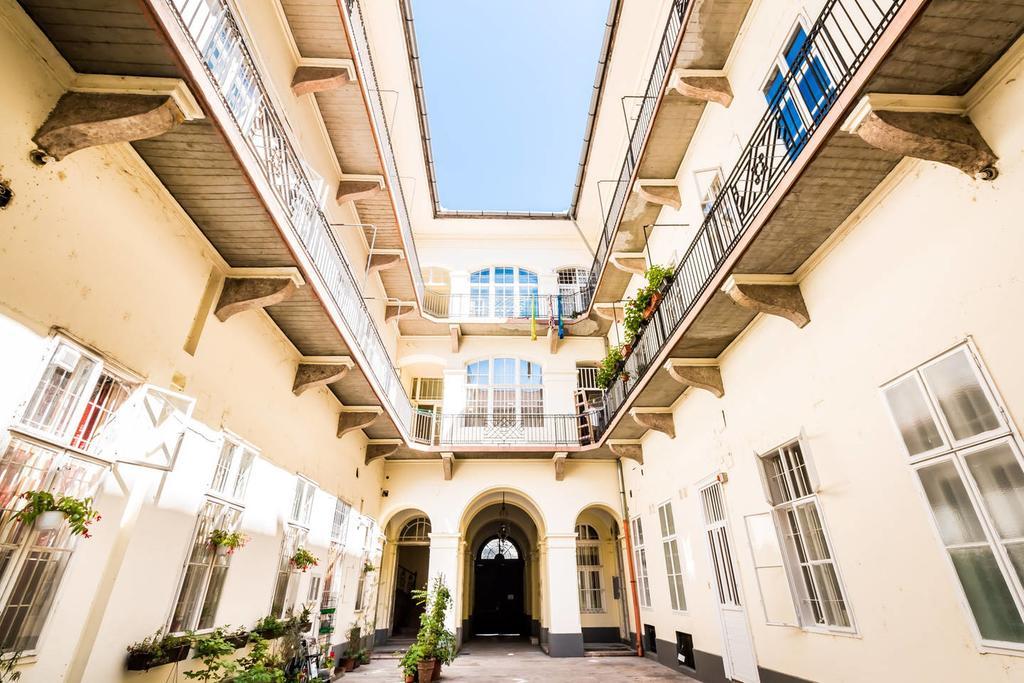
top-left (411, 412), bottom-right (600, 449)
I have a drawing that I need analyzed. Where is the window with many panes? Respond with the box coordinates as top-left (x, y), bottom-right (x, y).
top-left (320, 499), bottom-right (352, 634)
top-left (168, 434), bottom-right (254, 632)
top-left (630, 517), bottom-right (652, 608)
top-left (557, 267), bottom-right (589, 317)
top-left (576, 524), bottom-right (603, 612)
top-left (465, 358), bottom-right (543, 427)
top-left (763, 22), bottom-right (835, 160)
top-left (882, 343), bottom-right (1024, 647)
top-left (291, 476), bottom-right (317, 526)
top-left (354, 521), bottom-right (377, 611)
top-left (759, 441), bottom-right (852, 630)
top-left (271, 476), bottom-right (318, 618)
top-left (469, 267), bottom-right (539, 318)
top-left (658, 502), bottom-right (687, 612)
top-left (0, 337), bottom-right (131, 652)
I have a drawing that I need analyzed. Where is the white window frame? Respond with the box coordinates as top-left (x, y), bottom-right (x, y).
top-left (291, 475), bottom-right (318, 528)
top-left (630, 516), bottom-right (652, 609)
top-left (882, 341), bottom-right (1024, 654)
top-left (657, 501), bottom-right (687, 613)
top-left (0, 334), bottom-right (135, 654)
top-left (575, 524), bottom-right (604, 613)
top-left (468, 267), bottom-right (539, 318)
top-left (465, 358), bottom-right (543, 426)
top-left (208, 433), bottom-right (256, 505)
top-left (757, 440), bottom-right (854, 633)
top-left (760, 15), bottom-right (834, 143)
top-left (693, 167), bottom-right (725, 217)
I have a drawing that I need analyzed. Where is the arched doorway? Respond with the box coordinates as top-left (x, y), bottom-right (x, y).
top-left (390, 515), bottom-right (431, 637)
top-left (461, 493), bottom-right (542, 642)
top-left (574, 506), bottom-right (629, 648)
top-left (472, 535), bottom-right (525, 636)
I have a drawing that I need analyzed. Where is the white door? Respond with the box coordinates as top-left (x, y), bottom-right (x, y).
top-left (700, 482), bottom-right (759, 683)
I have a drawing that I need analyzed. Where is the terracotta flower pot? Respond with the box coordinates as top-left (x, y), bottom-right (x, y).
top-left (343, 658), bottom-right (355, 672)
top-left (432, 658), bottom-right (442, 680)
top-left (405, 675), bottom-right (415, 683)
top-left (643, 292), bottom-right (663, 319)
top-left (417, 659), bottom-right (436, 683)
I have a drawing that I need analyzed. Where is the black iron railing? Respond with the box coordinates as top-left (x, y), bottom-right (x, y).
top-left (592, 0), bottom-right (905, 439)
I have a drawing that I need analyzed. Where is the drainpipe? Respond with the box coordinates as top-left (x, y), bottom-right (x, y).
top-left (617, 458), bottom-right (644, 657)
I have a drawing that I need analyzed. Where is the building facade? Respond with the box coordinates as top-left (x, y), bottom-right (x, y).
top-left (2, 0), bottom-right (1024, 681)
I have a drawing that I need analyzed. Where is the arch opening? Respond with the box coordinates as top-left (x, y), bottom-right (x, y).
top-left (383, 511), bottom-right (432, 639)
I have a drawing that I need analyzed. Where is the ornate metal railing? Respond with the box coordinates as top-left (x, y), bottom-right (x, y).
top-left (584, 0), bottom-right (687, 303)
top-left (420, 290), bottom-right (589, 321)
top-left (411, 412), bottom-right (597, 447)
top-left (592, 0), bottom-right (905, 440)
top-left (166, 0), bottom-right (415, 431)
top-left (341, 0), bottom-right (425, 302)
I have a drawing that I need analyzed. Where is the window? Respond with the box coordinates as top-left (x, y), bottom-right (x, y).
top-left (210, 437), bottom-right (255, 502)
top-left (557, 267), bottom-right (589, 317)
top-left (0, 336), bottom-right (130, 652)
top-left (465, 358), bottom-right (543, 426)
top-left (354, 521), bottom-right (378, 611)
top-left (763, 23), bottom-right (835, 159)
top-left (630, 517), bottom-right (652, 608)
top-left (469, 267), bottom-right (539, 318)
top-left (658, 502), bottom-right (687, 611)
top-left (0, 438), bottom-right (106, 652)
top-left (576, 524), bottom-right (603, 612)
top-left (320, 500), bottom-right (352, 636)
top-left (169, 500), bottom-right (242, 632)
top-left (331, 499), bottom-right (352, 545)
top-left (271, 526), bottom-right (306, 618)
top-left (882, 344), bottom-right (1024, 647)
top-left (479, 537), bottom-right (519, 560)
top-left (694, 168), bottom-right (725, 218)
top-left (399, 517), bottom-right (431, 544)
top-left (291, 476), bottom-right (317, 527)
top-left (759, 441), bottom-right (851, 630)
top-left (412, 379), bottom-right (443, 446)
top-left (700, 482), bottom-right (742, 609)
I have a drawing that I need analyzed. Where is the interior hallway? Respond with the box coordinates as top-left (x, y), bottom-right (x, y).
top-left (351, 640), bottom-right (696, 681)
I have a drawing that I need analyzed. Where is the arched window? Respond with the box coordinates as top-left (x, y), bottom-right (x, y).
top-left (479, 536), bottom-right (520, 560)
top-left (575, 524), bottom-right (603, 612)
top-left (399, 517), bottom-right (431, 543)
top-left (469, 267), bottom-right (539, 318)
top-left (466, 358), bottom-right (543, 425)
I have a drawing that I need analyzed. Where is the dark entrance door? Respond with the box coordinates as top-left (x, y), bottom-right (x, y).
top-left (472, 557), bottom-right (525, 636)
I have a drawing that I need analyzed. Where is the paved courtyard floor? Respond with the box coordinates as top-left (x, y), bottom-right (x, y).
top-left (342, 639), bottom-right (697, 682)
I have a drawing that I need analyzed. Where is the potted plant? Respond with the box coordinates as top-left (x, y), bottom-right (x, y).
top-left (185, 631), bottom-right (237, 681)
top-left (290, 547), bottom-right (318, 572)
top-left (235, 635), bottom-right (285, 682)
top-left (596, 346), bottom-right (624, 390)
top-left (399, 643), bottom-right (424, 682)
top-left (125, 629), bottom-right (193, 671)
top-left (339, 625), bottom-right (361, 672)
top-left (642, 264), bottom-right (674, 317)
top-left (411, 576), bottom-right (455, 682)
top-left (209, 529), bottom-right (249, 556)
top-left (286, 606), bottom-right (312, 633)
top-left (252, 615), bottom-right (286, 640)
top-left (224, 625), bottom-right (250, 649)
top-left (14, 491), bottom-right (100, 537)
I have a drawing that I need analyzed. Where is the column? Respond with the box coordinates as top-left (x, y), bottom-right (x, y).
top-left (427, 532), bottom-right (462, 633)
top-left (543, 532), bottom-right (584, 657)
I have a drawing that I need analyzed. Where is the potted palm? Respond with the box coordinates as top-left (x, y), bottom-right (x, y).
top-left (15, 490), bottom-right (100, 537)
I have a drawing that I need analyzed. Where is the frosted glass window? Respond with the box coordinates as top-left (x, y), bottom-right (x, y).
top-left (923, 351), bottom-right (1001, 442)
top-left (883, 377), bottom-right (945, 456)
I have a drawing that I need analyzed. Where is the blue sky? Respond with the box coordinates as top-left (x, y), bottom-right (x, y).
top-left (412, 0), bottom-right (610, 213)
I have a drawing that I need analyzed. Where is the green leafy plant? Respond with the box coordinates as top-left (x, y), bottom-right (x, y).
top-left (411, 576), bottom-right (456, 669)
top-left (125, 629), bottom-right (194, 670)
top-left (235, 635), bottom-right (285, 683)
top-left (398, 642), bottom-right (425, 678)
top-left (644, 263), bottom-right (673, 292)
top-left (290, 547), bottom-right (319, 572)
top-left (14, 491), bottom-right (101, 537)
top-left (620, 263), bottom-right (676, 347)
top-left (184, 630), bottom-right (237, 681)
top-left (345, 625), bottom-right (362, 659)
top-left (596, 345), bottom-right (625, 389)
top-left (208, 528), bottom-right (249, 554)
top-left (362, 560), bottom-right (377, 573)
top-left (252, 615), bottom-right (286, 640)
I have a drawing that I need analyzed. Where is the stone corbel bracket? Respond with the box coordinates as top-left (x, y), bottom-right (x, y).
top-left (629, 409), bottom-right (675, 439)
top-left (663, 359), bottom-right (724, 398)
top-left (441, 452), bottom-right (455, 481)
top-left (214, 267), bottom-right (304, 322)
top-left (449, 324), bottom-right (462, 352)
top-left (593, 303), bottom-right (626, 323)
top-left (722, 274), bottom-right (809, 328)
top-left (841, 93), bottom-right (998, 180)
top-left (337, 175), bottom-right (386, 205)
top-left (553, 452), bottom-right (568, 481)
top-left (635, 181), bottom-right (681, 210)
top-left (293, 356), bottom-right (354, 395)
top-left (33, 74), bottom-right (204, 161)
top-left (547, 326), bottom-right (560, 354)
top-left (365, 439), bottom-right (402, 465)
top-left (367, 248), bottom-right (406, 275)
top-left (385, 301), bottom-right (418, 323)
top-left (609, 440), bottom-right (644, 465)
top-left (669, 68), bottom-right (733, 108)
top-left (609, 252), bottom-right (648, 275)
top-left (291, 57), bottom-right (356, 96)
top-left (339, 406), bottom-right (384, 438)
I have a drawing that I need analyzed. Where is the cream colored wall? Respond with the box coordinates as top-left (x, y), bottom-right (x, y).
top-left (619, 41), bottom-right (1024, 682)
top-left (0, 9), bottom-right (385, 680)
